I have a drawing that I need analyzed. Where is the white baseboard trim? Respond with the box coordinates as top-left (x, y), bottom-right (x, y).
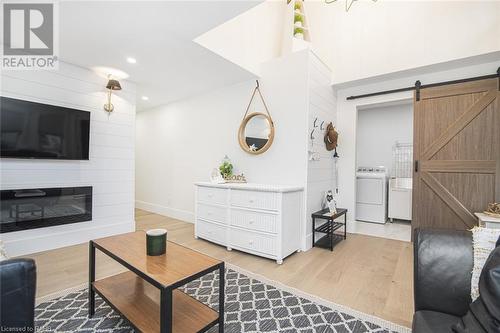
top-left (303, 232), bottom-right (313, 251)
top-left (4, 221), bottom-right (134, 257)
top-left (135, 200), bottom-right (194, 223)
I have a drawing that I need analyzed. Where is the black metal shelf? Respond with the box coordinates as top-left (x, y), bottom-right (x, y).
top-left (311, 208), bottom-right (347, 251)
top-left (314, 234), bottom-right (344, 250)
top-left (314, 221), bottom-right (344, 234)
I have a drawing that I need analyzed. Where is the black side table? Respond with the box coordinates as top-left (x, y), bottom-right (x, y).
top-left (312, 208), bottom-right (347, 251)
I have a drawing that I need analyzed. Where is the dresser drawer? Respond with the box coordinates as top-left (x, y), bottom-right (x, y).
top-left (229, 228), bottom-right (276, 256)
top-left (197, 203), bottom-right (228, 224)
top-left (197, 186), bottom-right (227, 205)
top-left (196, 220), bottom-right (226, 245)
top-left (230, 190), bottom-right (278, 211)
top-left (230, 209), bottom-right (277, 233)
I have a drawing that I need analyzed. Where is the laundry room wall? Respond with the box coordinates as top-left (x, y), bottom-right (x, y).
top-left (356, 103), bottom-right (413, 176)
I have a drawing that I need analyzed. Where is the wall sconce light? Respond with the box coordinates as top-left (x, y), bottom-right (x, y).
top-left (104, 78), bottom-right (122, 113)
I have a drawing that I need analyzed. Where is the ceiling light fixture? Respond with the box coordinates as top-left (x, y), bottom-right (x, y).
top-left (126, 57), bottom-right (137, 64)
top-left (141, 96), bottom-right (149, 101)
top-left (325, 0), bottom-right (377, 12)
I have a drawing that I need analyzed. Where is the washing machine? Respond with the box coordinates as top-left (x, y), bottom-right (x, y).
top-left (356, 166), bottom-right (388, 224)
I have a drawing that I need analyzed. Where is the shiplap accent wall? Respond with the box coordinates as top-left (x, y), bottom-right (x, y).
top-left (305, 52), bottom-right (337, 249)
top-left (0, 61), bottom-right (136, 256)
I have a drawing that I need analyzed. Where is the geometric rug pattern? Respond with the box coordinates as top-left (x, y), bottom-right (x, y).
top-left (35, 268), bottom-right (402, 332)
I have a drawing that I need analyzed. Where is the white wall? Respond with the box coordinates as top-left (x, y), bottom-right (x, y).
top-left (136, 51), bottom-right (309, 224)
top-left (305, 52), bottom-right (337, 249)
top-left (194, 0), bottom-right (286, 76)
top-left (336, 60), bottom-right (500, 229)
top-left (305, 0), bottom-right (500, 85)
top-left (356, 103), bottom-right (413, 175)
top-left (0, 62), bottom-right (136, 256)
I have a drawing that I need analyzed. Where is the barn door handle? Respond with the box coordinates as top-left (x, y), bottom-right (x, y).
top-left (414, 160), bottom-right (419, 172)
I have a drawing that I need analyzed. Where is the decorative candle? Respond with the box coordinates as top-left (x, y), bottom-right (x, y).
top-left (146, 229), bottom-right (167, 256)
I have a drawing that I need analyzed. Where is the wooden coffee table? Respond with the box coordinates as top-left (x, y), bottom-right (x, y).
top-left (88, 231), bottom-right (224, 333)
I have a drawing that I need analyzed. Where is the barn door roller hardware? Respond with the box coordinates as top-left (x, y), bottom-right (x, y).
top-left (415, 80), bottom-right (421, 102)
top-left (346, 67), bottom-right (500, 101)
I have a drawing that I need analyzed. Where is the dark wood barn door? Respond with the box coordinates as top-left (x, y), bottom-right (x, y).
top-left (412, 78), bottom-right (500, 234)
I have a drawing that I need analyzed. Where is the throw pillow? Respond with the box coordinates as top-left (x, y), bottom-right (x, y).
top-left (471, 227), bottom-right (500, 300)
top-left (452, 245), bottom-right (500, 332)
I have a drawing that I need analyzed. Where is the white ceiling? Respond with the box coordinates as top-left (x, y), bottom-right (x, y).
top-left (59, 1), bottom-right (261, 111)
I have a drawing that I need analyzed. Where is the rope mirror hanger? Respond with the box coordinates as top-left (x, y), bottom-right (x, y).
top-left (238, 80), bottom-right (275, 155)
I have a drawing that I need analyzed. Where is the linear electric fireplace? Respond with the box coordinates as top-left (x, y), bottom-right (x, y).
top-left (0, 186), bottom-right (92, 233)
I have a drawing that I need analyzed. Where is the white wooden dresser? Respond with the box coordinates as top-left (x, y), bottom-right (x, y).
top-left (194, 182), bottom-right (303, 264)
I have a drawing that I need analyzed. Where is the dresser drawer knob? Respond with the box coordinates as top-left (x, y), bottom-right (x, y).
top-left (249, 240), bottom-right (254, 245)
top-left (207, 211), bottom-right (212, 216)
top-left (249, 198), bottom-right (255, 203)
top-left (208, 193), bottom-right (214, 198)
top-left (249, 220), bottom-right (254, 224)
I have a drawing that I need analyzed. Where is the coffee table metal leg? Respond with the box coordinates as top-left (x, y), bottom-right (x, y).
top-left (88, 241), bottom-right (95, 317)
top-left (160, 288), bottom-right (173, 333)
top-left (218, 263), bottom-right (225, 333)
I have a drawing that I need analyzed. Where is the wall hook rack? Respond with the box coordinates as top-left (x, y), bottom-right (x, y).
top-left (310, 128), bottom-right (316, 140)
top-left (320, 121), bottom-right (325, 130)
top-left (313, 117), bottom-right (318, 128)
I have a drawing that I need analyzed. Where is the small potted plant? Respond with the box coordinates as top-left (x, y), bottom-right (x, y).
top-left (219, 156), bottom-right (233, 179)
top-left (294, 27), bottom-right (304, 39)
top-left (294, 13), bottom-right (303, 27)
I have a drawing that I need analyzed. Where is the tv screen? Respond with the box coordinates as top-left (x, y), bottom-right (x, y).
top-left (0, 96), bottom-right (90, 160)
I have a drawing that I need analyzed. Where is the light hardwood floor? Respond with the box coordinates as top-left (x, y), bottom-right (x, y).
top-left (25, 209), bottom-right (414, 327)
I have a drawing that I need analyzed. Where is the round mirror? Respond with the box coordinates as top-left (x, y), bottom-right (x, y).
top-left (238, 112), bottom-right (275, 154)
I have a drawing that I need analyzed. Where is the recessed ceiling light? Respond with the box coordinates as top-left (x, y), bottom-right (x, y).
top-left (141, 96), bottom-right (149, 101)
top-left (126, 57), bottom-right (137, 64)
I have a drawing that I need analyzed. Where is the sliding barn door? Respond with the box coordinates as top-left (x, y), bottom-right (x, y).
top-left (412, 78), bottom-right (500, 234)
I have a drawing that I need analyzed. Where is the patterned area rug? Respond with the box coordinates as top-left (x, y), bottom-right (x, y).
top-left (36, 267), bottom-right (410, 333)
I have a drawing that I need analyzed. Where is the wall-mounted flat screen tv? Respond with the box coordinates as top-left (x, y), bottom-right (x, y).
top-left (0, 96), bottom-right (90, 160)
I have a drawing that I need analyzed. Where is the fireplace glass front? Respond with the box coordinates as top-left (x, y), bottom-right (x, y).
top-left (0, 186), bottom-right (92, 233)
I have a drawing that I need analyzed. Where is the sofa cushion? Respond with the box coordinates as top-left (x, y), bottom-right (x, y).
top-left (412, 310), bottom-right (460, 333)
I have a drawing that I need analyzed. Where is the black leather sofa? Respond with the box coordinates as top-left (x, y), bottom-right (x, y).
top-left (413, 228), bottom-right (473, 332)
top-left (0, 258), bottom-right (37, 331)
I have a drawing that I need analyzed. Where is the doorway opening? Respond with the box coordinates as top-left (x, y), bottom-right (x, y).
top-left (354, 99), bottom-right (413, 241)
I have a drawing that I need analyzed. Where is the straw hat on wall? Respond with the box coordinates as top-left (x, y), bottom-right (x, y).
top-left (324, 122), bottom-right (338, 151)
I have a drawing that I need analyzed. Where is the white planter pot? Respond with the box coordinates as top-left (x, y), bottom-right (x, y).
top-left (294, 33), bottom-right (304, 39)
top-left (295, 9), bottom-right (302, 14)
top-left (294, 21), bottom-right (303, 28)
